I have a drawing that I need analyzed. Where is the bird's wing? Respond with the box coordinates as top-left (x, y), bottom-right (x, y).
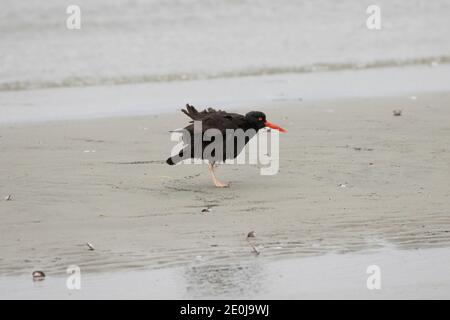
top-left (181, 104), bottom-right (228, 121)
top-left (183, 111), bottom-right (245, 136)
top-left (201, 113), bottom-right (245, 133)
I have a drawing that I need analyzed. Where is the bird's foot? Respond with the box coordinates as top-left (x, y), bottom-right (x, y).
top-left (214, 180), bottom-right (230, 188)
top-left (208, 163), bottom-right (229, 188)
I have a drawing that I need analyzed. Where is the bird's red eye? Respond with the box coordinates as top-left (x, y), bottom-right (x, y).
top-left (258, 117), bottom-right (263, 121)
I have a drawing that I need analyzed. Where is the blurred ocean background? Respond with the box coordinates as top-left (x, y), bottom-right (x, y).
top-left (0, 0), bottom-right (450, 91)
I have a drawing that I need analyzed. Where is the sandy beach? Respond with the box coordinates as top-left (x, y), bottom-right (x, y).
top-left (2, 0), bottom-right (450, 302)
top-left (1, 87), bottom-right (450, 298)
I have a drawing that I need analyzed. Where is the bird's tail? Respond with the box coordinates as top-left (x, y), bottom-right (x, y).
top-left (166, 149), bottom-right (184, 165)
top-left (166, 156), bottom-right (178, 165)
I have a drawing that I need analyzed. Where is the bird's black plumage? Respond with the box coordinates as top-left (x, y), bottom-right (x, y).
top-left (166, 104), bottom-right (267, 165)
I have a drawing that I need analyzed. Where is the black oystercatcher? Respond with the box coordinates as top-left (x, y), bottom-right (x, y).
top-left (166, 104), bottom-right (286, 188)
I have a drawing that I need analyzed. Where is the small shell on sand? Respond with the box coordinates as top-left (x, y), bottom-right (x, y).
top-left (201, 208), bottom-right (211, 213)
top-left (393, 110), bottom-right (402, 116)
top-left (247, 231), bottom-right (256, 238)
top-left (86, 243), bottom-right (95, 251)
top-left (4, 195), bottom-right (12, 201)
top-left (250, 244), bottom-right (260, 255)
top-left (32, 271), bottom-right (46, 281)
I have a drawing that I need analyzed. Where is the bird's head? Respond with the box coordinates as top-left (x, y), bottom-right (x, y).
top-left (245, 111), bottom-right (287, 133)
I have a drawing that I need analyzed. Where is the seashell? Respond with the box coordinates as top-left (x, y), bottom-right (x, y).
top-left (393, 110), bottom-right (402, 116)
top-left (32, 271), bottom-right (45, 281)
top-left (4, 195), bottom-right (12, 201)
top-left (86, 243), bottom-right (95, 251)
top-left (247, 231), bottom-right (256, 238)
top-left (250, 244), bottom-right (260, 256)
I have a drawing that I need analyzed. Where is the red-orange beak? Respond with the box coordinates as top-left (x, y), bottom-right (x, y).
top-left (264, 121), bottom-right (287, 133)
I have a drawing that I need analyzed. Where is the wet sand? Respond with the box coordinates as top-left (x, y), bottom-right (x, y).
top-left (1, 91), bottom-right (450, 298)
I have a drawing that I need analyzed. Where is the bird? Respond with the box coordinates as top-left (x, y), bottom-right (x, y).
top-left (166, 104), bottom-right (287, 187)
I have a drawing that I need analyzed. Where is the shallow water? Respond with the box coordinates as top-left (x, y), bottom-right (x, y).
top-left (1, 247), bottom-right (450, 299)
top-left (1, 64), bottom-right (450, 124)
top-left (1, 0), bottom-right (450, 91)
